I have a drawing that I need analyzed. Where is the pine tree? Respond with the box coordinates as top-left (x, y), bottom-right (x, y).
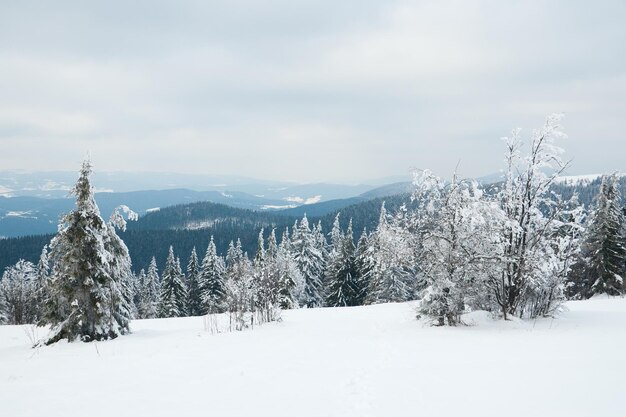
top-left (40, 161), bottom-right (132, 344)
top-left (276, 227), bottom-right (304, 309)
top-left (253, 229), bottom-right (281, 321)
top-left (325, 220), bottom-right (358, 307)
top-left (200, 236), bottom-right (227, 314)
top-left (140, 257), bottom-right (160, 318)
top-left (353, 229), bottom-right (372, 306)
top-left (365, 203), bottom-right (415, 304)
top-left (158, 246), bottom-right (188, 318)
top-left (135, 268), bottom-right (148, 317)
top-left (577, 174), bottom-right (626, 296)
top-left (33, 245), bottom-right (50, 321)
top-left (291, 215), bottom-right (326, 307)
top-left (186, 247), bottom-right (203, 316)
top-left (105, 206), bottom-right (137, 322)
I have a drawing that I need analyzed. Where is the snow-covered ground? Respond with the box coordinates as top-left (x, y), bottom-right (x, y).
top-left (1, 298), bottom-right (625, 417)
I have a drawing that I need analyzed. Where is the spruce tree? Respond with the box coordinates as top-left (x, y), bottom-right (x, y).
top-left (40, 161), bottom-right (131, 344)
top-left (578, 174), bottom-right (626, 296)
top-left (291, 215), bottom-right (326, 307)
top-left (158, 246), bottom-right (188, 317)
top-left (275, 227), bottom-right (303, 309)
top-left (34, 245), bottom-right (50, 321)
top-left (200, 236), bottom-right (227, 314)
top-left (353, 229), bottom-right (372, 306)
top-left (186, 247), bottom-right (203, 316)
top-left (143, 257), bottom-right (160, 318)
top-left (325, 220), bottom-right (358, 307)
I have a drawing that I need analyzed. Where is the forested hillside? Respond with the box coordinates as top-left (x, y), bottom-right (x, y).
top-left (0, 194), bottom-right (410, 272)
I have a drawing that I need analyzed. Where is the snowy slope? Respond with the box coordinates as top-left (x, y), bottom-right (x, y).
top-left (1, 298), bottom-right (625, 417)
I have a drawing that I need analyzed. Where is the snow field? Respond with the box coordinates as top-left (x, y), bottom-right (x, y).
top-left (1, 298), bottom-right (625, 417)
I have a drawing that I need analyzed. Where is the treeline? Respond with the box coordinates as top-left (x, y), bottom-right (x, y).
top-left (0, 195), bottom-right (410, 272)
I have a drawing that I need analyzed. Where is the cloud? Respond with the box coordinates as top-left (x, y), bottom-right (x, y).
top-left (0, 0), bottom-right (625, 182)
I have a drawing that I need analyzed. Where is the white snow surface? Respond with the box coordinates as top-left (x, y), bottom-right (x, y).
top-left (1, 298), bottom-right (625, 417)
top-left (554, 173), bottom-right (624, 185)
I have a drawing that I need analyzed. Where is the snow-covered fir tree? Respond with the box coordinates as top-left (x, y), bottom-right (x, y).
top-left (291, 215), bottom-right (326, 307)
top-left (186, 247), bottom-right (203, 316)
top-left (365, 203), bottom-right (416, 304)
top-left (200, 236), bottom-right (227, 314)
top-left (253, 229), bottom-right (281, 322)
top-left (33, 245), bottom-right (50, 321)
top-left (138, 257), bottom-right (161, 319)
top-left (325, 220), bottom-right (359, 307)
top-left (40, 161), bottom-right (132, 344)
top-left (158, 246), bottom-right (188, 318)
top-left (353, 229), bottom-right (373, 306)
top-left (0, 260), bottom-right (37, 325)
top-left (275, 228), bottom-right (304, 309)
top-left (224, 239), bottom-right (256, 329)
top-left (106, 205), bottom-right (138, 322)
top-left (135, 269), bottom-right (147, 317)
top-left (573, 173), bottom-right (626, 297)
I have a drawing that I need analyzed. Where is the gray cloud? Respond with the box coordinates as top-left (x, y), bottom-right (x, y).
top-left (1, 0), bottom-right (625, 182)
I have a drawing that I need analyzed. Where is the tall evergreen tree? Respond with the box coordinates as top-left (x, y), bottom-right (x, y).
top-left (353, 229), bottom-right (372, 305)
top-left (186, 247), bottom-right (203, 316)
top-left (140, 257), bottom-right (160, 318)
top-left (200, 236), bottom-right (227, 314)
top-left (158, 246), bottom-right (188, 317)
top-left (40, 161), bottom-right (132, 344)
top-left (325, 220), bottom-right (358, 307)
top-left (291, 215), bottom-right (326, 307)
top-left (576, 174), bottom-right (626, 296)
top-left (105, 205), bottom-right (137, 322)
top-left (365, 203), bottom-right (415, 304)
top-left (33, 245), bottom-right (50, 321)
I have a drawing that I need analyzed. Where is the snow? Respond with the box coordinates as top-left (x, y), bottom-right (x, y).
top-left (284, 195), bottom-right (323, 204)
top-left (1, 298), bottom-right (625, 417)
top-left (145, 207), bottom-right (160, 213)
top-left (304, 194), bottom-right (322, 204)
top-left (260, 204), bottom-right (298, 210)
top-left (4, 211), bottom-right (36, 219)
top-left (554, 173), bottom-right (624, 185)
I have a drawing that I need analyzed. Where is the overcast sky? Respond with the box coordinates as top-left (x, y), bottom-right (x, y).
top-left (1, 0), bottom-right (625, 183)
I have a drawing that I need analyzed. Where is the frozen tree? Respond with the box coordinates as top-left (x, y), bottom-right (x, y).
top-left (158, 246), bottom-right (188, 318)
top-left (416, 172), bottom-right (503, 325)
top-left (139, 257), bottom-right (161, 319)
top-left (0, 260), bottom-right (37, 325)
top-left (573, 174), bottom-right (626, 297)
top-left (200, 236), bottom-right (227, 314)
top-left (135, 269), bottom-right (147, 317)
top-left (365, 203), bottom-right (416, 304)
top-left (253, 229), bottom-right (281, 322)
top-left (33, 245), bottom-right (50, 321)
top-left (40, 161), bottom-right (132, 344)
top-left (105, 205), bottom-right (138, 322)
top-left (225, 240), bottom-right (256, 329)
top-left (275, 229), bottom-right (304, 309)
top-left (186, 247), bottom-right (203, 316)
top-left (291, 215), bottom-right (326, 307)
top-left (353, 229), bottom-right (373, 306)
top-left (490, 114), bottom-right (581, 319)
top-left (325, 220), bottom-right (359, 307)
